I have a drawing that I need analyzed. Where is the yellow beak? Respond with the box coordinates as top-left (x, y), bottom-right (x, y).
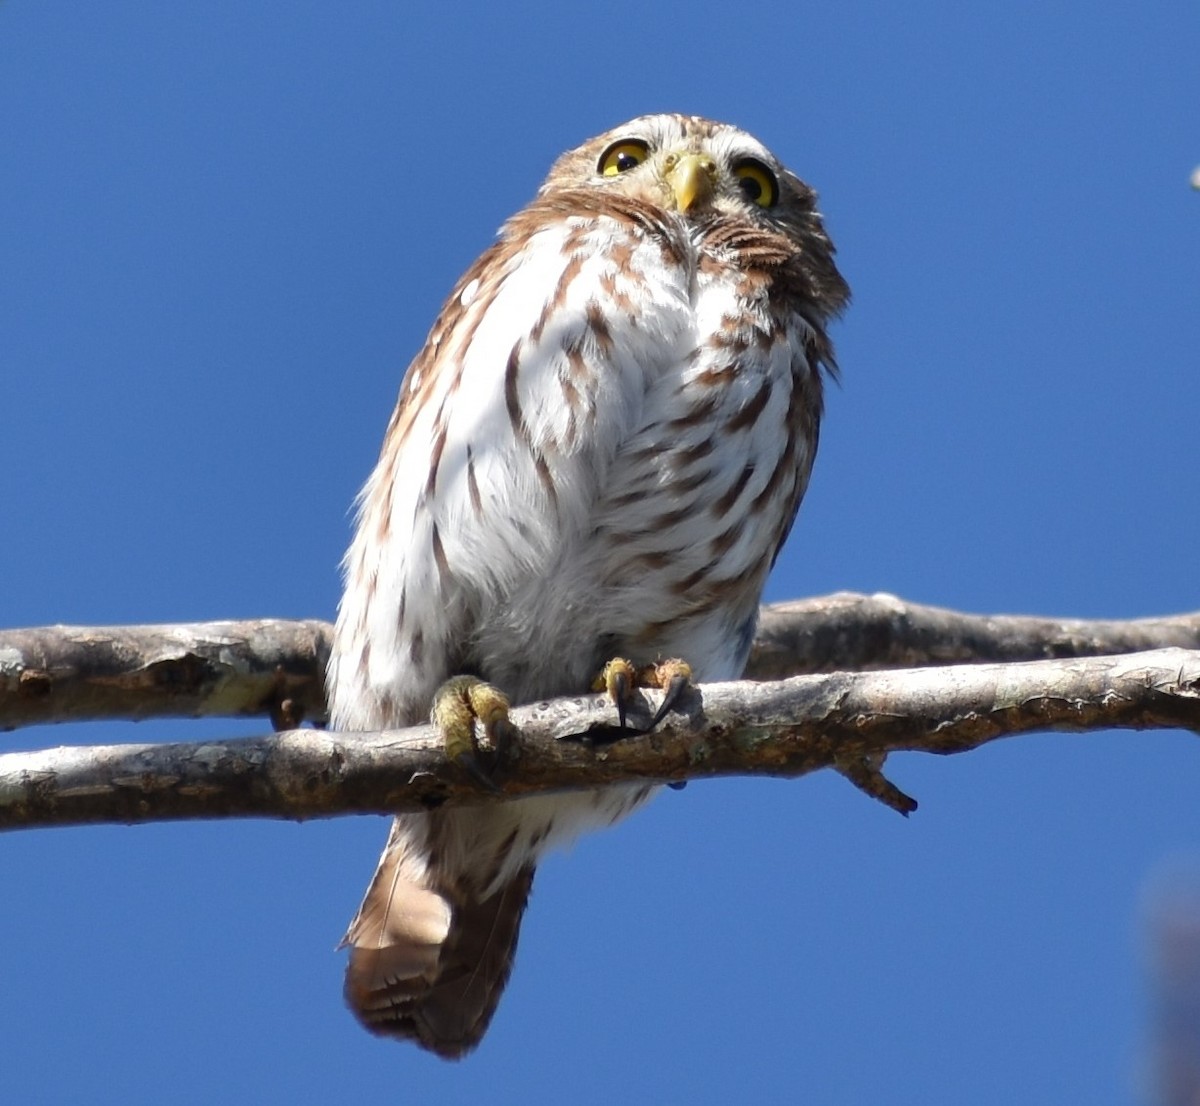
top-left (667, 152), bottom-right (716, 212)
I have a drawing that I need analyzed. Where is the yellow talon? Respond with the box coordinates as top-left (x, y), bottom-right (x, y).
top-left (431, 675), bottom-right (512, 768)
top-left (590, 656), bottom-right (693, 730)
top-left (641, 658), bottom-right (693, 690)
top-left (593, 657), bottom-right (636, 698)
top-left (644, 659), bottom-right (693, 728)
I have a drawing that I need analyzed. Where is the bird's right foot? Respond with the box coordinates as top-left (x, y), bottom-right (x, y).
top-left (591, 656), bottom-right (694, 731)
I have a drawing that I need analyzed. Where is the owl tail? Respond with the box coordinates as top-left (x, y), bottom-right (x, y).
top-left (341, 845), bottom-right (535, 1059)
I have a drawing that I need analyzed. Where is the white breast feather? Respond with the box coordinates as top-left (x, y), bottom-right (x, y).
top-left (330, 211), bottom-right (810, 868)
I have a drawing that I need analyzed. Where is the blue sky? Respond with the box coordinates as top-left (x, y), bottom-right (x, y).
top-left (2, 2), bottom-right (1198, 1103)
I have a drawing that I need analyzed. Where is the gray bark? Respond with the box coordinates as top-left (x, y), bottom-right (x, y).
top-left (4, 593), bottom-right (1198, 731)
top-left (3, 646), bottom-right (1197, 831)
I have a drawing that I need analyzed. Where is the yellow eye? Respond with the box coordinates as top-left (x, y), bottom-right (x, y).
top-left (598, 139), bottom-right (650, 177)
top-left (732, 158), bottom-right (778, 208)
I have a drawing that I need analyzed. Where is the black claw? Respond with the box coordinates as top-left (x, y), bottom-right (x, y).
top-left (453, 751), bottom-right (503, 794)
top-left (650, 673), bottom-right (689, 728)
top-left (667, 780), bottom-right (688, 791)
top-left (613, 671), bottom-right (629, 730)
top-left (490, 717), bottom-right (517, 760)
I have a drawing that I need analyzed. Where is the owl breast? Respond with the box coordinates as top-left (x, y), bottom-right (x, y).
top-left (460, 214), bottom-right (821, 703)
top-left (331, 210), bottom-right (820, 735)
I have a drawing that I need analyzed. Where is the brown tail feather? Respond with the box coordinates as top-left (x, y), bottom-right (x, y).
top-left (343, 853), bottom-right (535, 1059)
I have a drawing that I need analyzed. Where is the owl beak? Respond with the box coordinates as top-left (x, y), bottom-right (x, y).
top-left (666, 152), bottom-right (717, 213)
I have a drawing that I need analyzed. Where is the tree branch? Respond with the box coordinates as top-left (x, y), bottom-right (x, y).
top-left (3, 648), bottom-right (1197, 831)
top-left (4, 594), bottom-right (1198, 732)
top-left (0, 619), bottom-right (332, 731)
top-left (748, 593), bottom-right (1200, 676)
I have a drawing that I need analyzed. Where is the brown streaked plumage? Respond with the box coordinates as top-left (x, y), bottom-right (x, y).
top-left (328, 113), bottom-right (849, 1058)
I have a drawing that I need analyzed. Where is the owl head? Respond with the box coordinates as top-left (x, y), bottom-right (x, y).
top-left (541, 114), bottom-right (825, 235)
top-left (535, 113), bottom-right (848, 316)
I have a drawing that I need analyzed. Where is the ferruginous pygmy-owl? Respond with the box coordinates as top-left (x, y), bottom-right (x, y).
top-left (328, 113), bottom-right (849, 1057)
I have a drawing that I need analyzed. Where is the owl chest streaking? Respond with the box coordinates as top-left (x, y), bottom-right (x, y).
top-left (328, 113), bottom-right (848, 1057)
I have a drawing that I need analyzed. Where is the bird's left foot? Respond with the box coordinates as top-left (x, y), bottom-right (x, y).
top-left (591, 657), bottom-right (694, 731)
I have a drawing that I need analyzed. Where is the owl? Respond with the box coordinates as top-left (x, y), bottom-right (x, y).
top-left (328, 113), bottom-right (849, 1057)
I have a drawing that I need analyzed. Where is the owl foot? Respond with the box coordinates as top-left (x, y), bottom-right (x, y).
top-left (642, 658), bottom-right (694, 728)
top-left (593, 658), bottom-right (637, 729)
top-left (431, 675), bottom-right (513, 792)
top-left (591, 657), bottom-right (694, 731)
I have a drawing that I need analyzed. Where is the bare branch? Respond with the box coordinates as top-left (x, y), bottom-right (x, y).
top-left (0, 620), bottom-right (332, 731)
top-left (4, 594), bottom-right (1199, 733)
top-left (748, 592), bottom-right (1200, 676)
top-left (3, 647), bottom-right (1197, 832)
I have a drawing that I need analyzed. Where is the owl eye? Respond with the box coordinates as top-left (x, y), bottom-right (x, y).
top-left (732, 158), bottom-right (778, 208)
top-left (598, 139), bottom-right (650, 177)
